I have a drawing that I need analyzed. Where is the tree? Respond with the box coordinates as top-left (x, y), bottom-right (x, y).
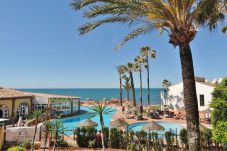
top-left (51, 120), bottom-right (64, 151)
top-left (222, 26), bottom-right (227, 33)
top-left (30, 110), bottom-right (43, 151)
top-left (212, 121), bottom-right (227, 145)
top-left (135, 55), bottom-right (145, 114)
top-left (140, 46), bottom-right (156, 105)
top-left (89, 101), bottom-right (114, 150)
top-left (42, 120), bottom-right (52, 151)
top-left (122, 75), bottom-right (131, 101)
top-left (116, 65), bottom-right (125, 106)
top-left (72, 1), bottom-right (225, 150)
top-left (162, 79), bottom-right (171, 90)
top-left (122, 63), bottom-right (137, 106)
top-left (210, 77), bottom-right (227, 127)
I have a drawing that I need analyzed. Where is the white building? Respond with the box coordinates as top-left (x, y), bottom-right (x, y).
top-left (161, 77), bottom-right (217, 111)
top-left (30, 93), bottom-right (80, 117)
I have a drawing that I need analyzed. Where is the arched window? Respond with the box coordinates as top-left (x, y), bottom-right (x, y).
top-left (0, 105), bottom-right (9, 118)
top-left (16, 102), bottom-right (29, 118)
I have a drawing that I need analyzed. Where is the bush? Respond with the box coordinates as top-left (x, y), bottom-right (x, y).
top-left (88, 139), bottom-right (96, 148)
top-left (165, 131), bottom-right (174, 150)
top-left (212, 121), bottom-right (227, 144)
top-left (75, 127), bottom-right (83, 147)
top-left (103, 127), bottom-right (109, 147)
top-left (179, 128), bottom-right (188, 149)
top-left (20, 140), bottom-right (31, 149)
top-left (7, 146), bottom-right (26, 151)
top-left (201, 127), bottom-right (212, 147)
top-left (57, 139), bottom-right (69, 147)
top-left (110, 128), bottom-right (121, 149)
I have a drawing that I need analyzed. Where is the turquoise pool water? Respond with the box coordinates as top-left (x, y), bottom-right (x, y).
top-left (60, 106), bottom-right (117, 135)
top-left (128, 121), bottom-right (184, 135)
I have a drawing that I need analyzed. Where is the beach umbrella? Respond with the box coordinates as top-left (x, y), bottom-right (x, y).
top-left (201, 108), bottom-right (212, 114)
top-left (142, 122), bottom-right (165, 131)
top-left (77, 119), bottom-right (98, 127)
top-left (109, 118), bottom-right (129, 128)
top-left (145, 106), bottom-right (153, 111)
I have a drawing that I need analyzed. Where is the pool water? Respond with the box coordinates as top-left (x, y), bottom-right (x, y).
top-left (128, 121), bottom-right (185, 135)
top-left (60, 106), bottom-right (117, 135)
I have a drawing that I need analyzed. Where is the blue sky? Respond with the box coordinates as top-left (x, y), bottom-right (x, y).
top-left (0, 0), bottom-right (226, 88)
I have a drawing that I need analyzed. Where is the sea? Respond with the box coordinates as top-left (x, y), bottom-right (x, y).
top-left (19, 88), bottom-right (164, 105)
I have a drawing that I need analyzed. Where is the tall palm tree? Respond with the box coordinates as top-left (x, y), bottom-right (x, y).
top-left (135, 55), bottom-right (145, 114)
top-left (72, 0), bottom-right (224, 150)
top-left (140, 46), bottom-right (156, 106)
top-left (122, 63), bottom-right (136, 106)
top-left (116, 65), bottom-right (125, 106)
top-left (122, 75), bottom-right (131, 101)
top-left (51, 120), bottom-right (64, 151)
top-left (30, 110), bottom-right (43, 151)
top-left (89, 101), bottom-right (114, 150)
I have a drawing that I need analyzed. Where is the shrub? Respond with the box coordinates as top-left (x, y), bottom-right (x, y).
top-left (212, 121), bottom-right (227, 144)
top-left (7, 146), bottom-right (26, 151)
top-left (165, 131), bottom-right (174, 150)
top-left (201, 127), bottom-right (212, 148)
top-left (103, 127), bottom-right (109, 147)
top-left (88, 139), bottom-right (96, 148)
top-left (57, 139), bottom-right (69, 147)
top-left (110, 127), bottom-right (121, 148)
top-left (75, 127), bottom-right (83, 147)
top-left (179, 128), bottom-right (188, 149)
top-left (20, 140), bottom-right (31, 149)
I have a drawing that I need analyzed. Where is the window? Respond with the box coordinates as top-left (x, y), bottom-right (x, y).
top-left (0, 105), bottom-right (9, 118)
top-left (200, 95), bottom-right (205, 106)
top-left (16, 102), bottom-right (29, 118)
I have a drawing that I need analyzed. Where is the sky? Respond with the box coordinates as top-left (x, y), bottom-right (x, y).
top-left (0, 0), bottom-right (226, 89)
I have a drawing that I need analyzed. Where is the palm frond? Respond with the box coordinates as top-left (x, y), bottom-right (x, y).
top-left (79, 16), bottom-right (134, 35)
top-left (116, 23), bottom-right (155, 49)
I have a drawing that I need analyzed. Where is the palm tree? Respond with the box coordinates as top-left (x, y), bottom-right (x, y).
top-left (72, 1), bottom-right (224, 150)
top-left (135, 55), bottom-right (145, 114)
top-left (122, 63), bottom-right (136, 106)
top-left (162, 79), bottom-right (172, 105)
top-left (162, 79), bottom-right (171, 91)
top-left (222, 26), bottom-right (227, 33)
top-left (140, 46), bottom-right (156, 106)
top-left (122, 75), bottom-right (131, 101)
top-left (89, 101), bottom-right (114, 150)
top-left (51, 120), bottom-right (64, 151)
top-left (42, 120), bottom-right (52, 151)
top-left (30, 110), bottom-right (43, 151)
top-left (116, 65), bottom-right (125, 106)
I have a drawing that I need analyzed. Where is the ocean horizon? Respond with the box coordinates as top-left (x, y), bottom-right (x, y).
top-left (19, 88), bottom-right (164, 105)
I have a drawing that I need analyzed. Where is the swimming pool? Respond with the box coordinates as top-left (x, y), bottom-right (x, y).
top-left (60, 106), bottom-right (117, 135)
top-left (128, 121), bottom-right (185, 134)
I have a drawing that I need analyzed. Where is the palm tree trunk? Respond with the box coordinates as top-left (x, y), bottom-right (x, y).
top-left (139, 67), bottom-right (143, 114)
top-left (99, 115), bottom-right (105, 150)
top-left (119, 75), bottom-right (123, 106)
top-left (32, 119), bottom-right (38, 151)
top-left (179, 43), bottom-right (200, 151)
top-left (53, 130), bottom-right (58, 151)
top-left (126, 89), bottom-right (129, 100)
top-left (147, 56), bottom-right (151, 105)
top-left (130, 72), bottom-right (136, 106)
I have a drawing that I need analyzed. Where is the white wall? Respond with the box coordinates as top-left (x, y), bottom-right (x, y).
top-left (33, 96), bottom-right (48, 104)
top-left (164, 82), bottom-right (214, 111)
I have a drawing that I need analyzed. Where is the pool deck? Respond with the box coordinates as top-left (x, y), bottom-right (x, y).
top-left (112, 107), bottom-right (187, 125)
